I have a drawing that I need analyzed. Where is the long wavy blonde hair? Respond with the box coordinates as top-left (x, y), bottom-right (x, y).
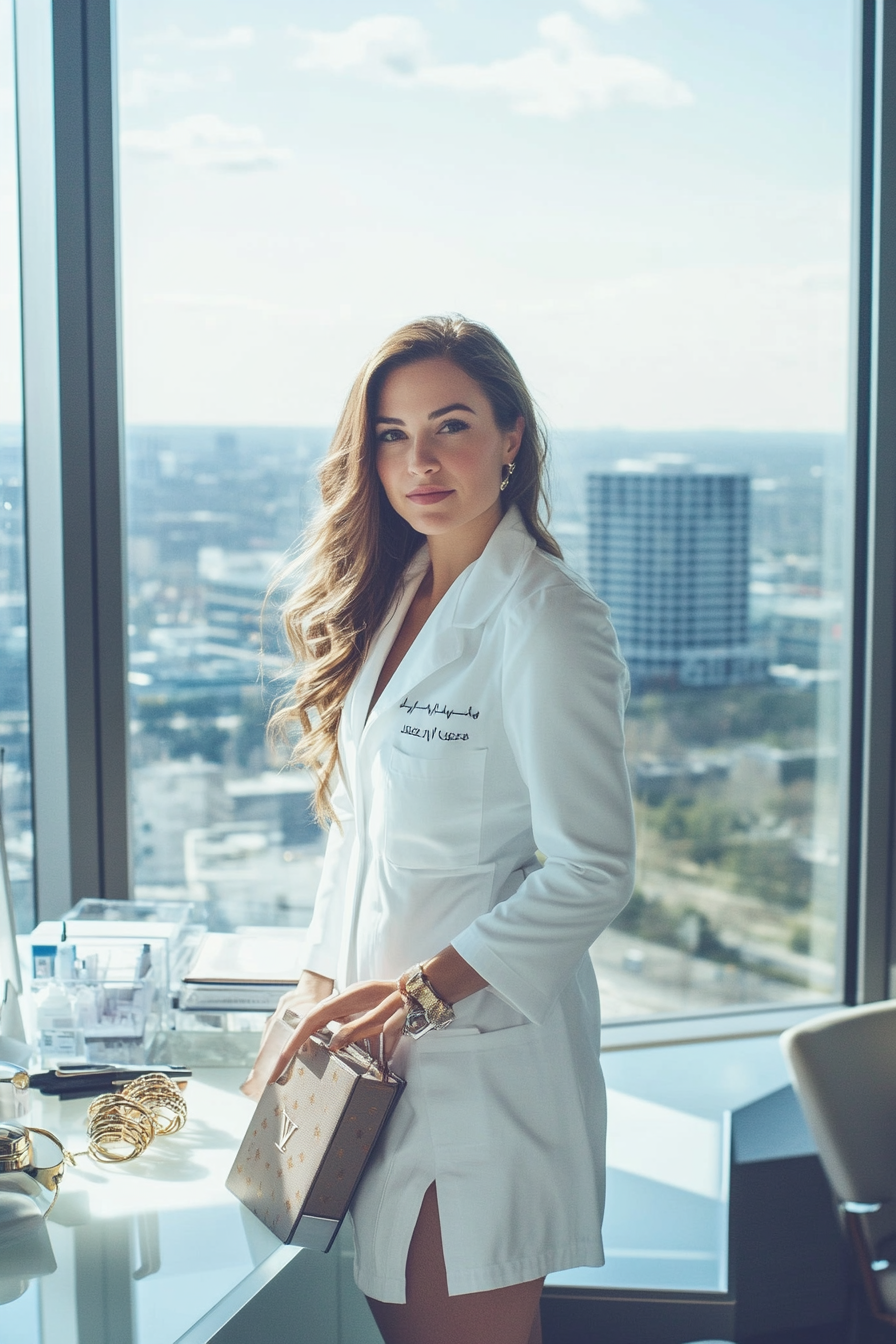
top-left (271, 315), bottom-right (561, 823)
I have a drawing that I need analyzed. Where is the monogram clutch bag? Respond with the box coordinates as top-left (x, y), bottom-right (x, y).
top-left (226, 1020), bottom-right (404, 1251)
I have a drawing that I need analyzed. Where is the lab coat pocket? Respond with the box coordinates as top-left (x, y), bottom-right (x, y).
top-left (417, 1022), bottom-right (565, 1160)
top-left (385, 746), bottom-right (487, 869)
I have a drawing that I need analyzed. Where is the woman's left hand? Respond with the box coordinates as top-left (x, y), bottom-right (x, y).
top-left (267, 979), bottom-right (406, 1085)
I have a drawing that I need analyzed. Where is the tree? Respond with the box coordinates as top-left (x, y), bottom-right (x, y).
top-left (685, 799), bottom-right (736, 865)
top-left (726, 839), bottom-right (811, 909)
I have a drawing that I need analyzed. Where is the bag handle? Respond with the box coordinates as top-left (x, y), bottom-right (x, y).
top-left (280, 1010), bottom-right (390, 1083)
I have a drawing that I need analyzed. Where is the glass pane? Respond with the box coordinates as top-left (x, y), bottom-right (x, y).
top-left (0, 0), bottom-right (34, 933)
top-left (116, 1), bottom-right (855, 1014)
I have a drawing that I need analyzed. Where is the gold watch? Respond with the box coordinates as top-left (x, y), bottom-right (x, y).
top-left (400, 965), bottom-right (455, 1038)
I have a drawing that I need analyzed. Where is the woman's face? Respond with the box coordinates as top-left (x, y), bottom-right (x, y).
top-left (374, 357), bottom-right (522, 540)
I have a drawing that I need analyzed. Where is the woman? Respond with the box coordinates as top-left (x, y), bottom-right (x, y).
top-left (250, 315), bottom-right (635, 1344)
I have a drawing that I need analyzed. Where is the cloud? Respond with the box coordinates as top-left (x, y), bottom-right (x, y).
top-left (121, 115), bottom-right (290, 171)
top-left (579, 0), bottom-right (646, 20)
top-left (291, 15), bottom-right (429, 79)
top-left (291, 11), bottom-right (691, 118)
top-left (192, 26), bottom-right (255, 51)
top-left (119, 67), bottom-right (236, 108)
top-left (514, 261), bottom-right (850, 430)
top-left (145, 291), bottom-right (293, 316)
top-left (143, 291), bottom-right (352, 324)
top-left (138, 24), bottom-right (255, 51)
top-left (419, 14), bottom-right (691, 116)
top-left (120, 70), bottom-right (197, 108)
top-left (119, 65), bottom-right (232, 108)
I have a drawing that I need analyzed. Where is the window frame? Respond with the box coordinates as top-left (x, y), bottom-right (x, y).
top-left (852, 0), bottom-right (896, 1006)
top-left (12, 0), bottom-right (896, 1032)
top-left (15, 0), bottom-right (130, 919)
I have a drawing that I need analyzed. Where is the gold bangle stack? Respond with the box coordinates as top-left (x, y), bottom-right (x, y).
top-left (86, 1094), bottom-right (155, 1163)
top-left (84, 1073), bottom-right (188, 1164)
top-left (122, 1072), bottom-right (188, 1137)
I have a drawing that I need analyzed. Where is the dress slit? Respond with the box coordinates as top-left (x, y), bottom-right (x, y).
top-left (354, 1162), bottom-right (438, 1304)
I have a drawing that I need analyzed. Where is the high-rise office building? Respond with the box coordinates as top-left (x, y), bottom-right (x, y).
top-left (587, 455), bottom-right (766, 691)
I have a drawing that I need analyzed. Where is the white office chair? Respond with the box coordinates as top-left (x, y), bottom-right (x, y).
top-left (781, 1000), bottom-right (896, 1328)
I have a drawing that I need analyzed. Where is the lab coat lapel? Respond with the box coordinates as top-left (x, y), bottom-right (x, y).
top-left (451, 506), bottom-right (536, 631)
top-left (363, 507), bottom-right (535, 733)
top-left (362, 601), bottom-right (464, 738)
top-left (346, 546), bottom-right (430, 747)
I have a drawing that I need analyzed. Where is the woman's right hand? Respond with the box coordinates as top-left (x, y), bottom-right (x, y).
top-left (240, 969), bottom-right (334, 1099)
top-left (266, 978), bottom-right (407, 1088)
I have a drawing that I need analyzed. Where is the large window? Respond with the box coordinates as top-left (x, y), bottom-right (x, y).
top-left (115, 0), bottom-right (856, 1017)
top-left (0, 0), bottom-right (32, 932)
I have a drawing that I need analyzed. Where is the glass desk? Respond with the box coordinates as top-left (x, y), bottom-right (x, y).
top-left (1, 1036), bottom-right (795, 1341)
top-left (0, 1069), bottom-right (383, 1344)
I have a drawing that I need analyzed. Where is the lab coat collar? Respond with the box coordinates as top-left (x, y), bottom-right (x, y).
top-left (356, 507), bottom-right (535, 737)
top-left (397, 504), bottom-right (536, 629)
top-left (451, 506), bottom-right (536, 629)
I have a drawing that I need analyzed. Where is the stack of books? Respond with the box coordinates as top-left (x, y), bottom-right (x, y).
top-left (178, 929), bottom-right (306, 1013)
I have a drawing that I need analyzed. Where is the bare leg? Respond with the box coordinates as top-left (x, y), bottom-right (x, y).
top-left (367, 1184), bottom-right (544, 1344)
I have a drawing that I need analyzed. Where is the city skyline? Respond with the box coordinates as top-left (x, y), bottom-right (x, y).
top-left (0, 418), bottom-right (848, 1011)
top-left (117, 422), bottom-right (845, 1011)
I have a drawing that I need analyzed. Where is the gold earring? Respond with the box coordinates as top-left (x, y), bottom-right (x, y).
top-left (500, 462), bottom-right (516, 492)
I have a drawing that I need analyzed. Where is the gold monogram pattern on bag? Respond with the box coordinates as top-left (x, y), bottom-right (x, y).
top-left (226, 1034), bottom-right (401, 1243)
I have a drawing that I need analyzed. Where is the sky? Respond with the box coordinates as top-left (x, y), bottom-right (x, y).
top-left (2, 0), bottom-right (856, 430)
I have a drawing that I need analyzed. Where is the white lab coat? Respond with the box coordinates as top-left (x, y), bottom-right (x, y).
top-left (302, 505), bottom-right (636, 1302)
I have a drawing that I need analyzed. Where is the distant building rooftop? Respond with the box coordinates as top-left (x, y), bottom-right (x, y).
top-left (613, 454), bottom-right (737, 475)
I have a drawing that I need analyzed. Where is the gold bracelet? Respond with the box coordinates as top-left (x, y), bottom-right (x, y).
top-left (400, 964), bottom-right (455, 1038)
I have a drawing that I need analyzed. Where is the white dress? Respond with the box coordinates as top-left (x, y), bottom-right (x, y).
top-left (301, 506), bottom-right (636, 1302)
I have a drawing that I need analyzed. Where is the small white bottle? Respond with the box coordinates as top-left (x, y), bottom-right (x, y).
top-left (35, 983), bottom-right (84, 1066)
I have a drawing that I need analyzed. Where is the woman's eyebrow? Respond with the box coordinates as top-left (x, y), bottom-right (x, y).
top-left (428, 403), bottom-right (475, 419)
top-left (375, 402), bottom-right (476, 426)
